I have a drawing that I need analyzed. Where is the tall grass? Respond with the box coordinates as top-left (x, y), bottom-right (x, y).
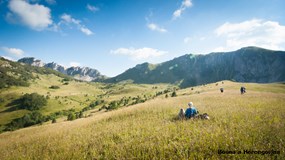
top-left (0, 82), bottom-right (284, 159)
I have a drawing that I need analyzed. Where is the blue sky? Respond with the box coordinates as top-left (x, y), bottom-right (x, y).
top-left (0, 0), bottom-right (285, 76)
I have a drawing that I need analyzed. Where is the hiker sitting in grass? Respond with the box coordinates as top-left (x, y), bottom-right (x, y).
top-left (185, 102), bottom-right (198, 119)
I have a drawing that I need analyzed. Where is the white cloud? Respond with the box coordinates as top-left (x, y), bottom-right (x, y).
top-left (147, 23), bottom-right (167, 33)
top-left (215, 19), bottom-right (285, 51)
top-left (173, 0), bottom-right (193, 19)
top-left (173, 10), bottom-right (182, 18)
top-left (60, 13), bottom-right (93, 36)
top-left (69, 62), bottom-right (80, 67)
top-left (111, 47), bottom-right (167, 60)
top-left (87, 4), bottom-right (99, 12)
top-left (1, 47), bottom-right (24, 57)
top-left (8, 0), bottom-right (52, 31)
top-left (61, 14), bottom-right (80, 25)
top-left (80, 27), bottom-right (93, 35)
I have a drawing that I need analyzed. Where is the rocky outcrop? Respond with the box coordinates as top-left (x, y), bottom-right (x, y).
top-left (18, 57), bottom-right (105, 81)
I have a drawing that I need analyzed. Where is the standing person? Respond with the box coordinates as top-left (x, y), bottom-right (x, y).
top-left (240, 86), bottom-right (246, 94)
top-left (185, 102), bottom-right (198, 119)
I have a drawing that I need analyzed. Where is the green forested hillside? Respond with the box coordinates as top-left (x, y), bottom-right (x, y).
top-left (0, 57), bottom-right (71, 89)
top-left (104, 47), bottom-right (285, 88)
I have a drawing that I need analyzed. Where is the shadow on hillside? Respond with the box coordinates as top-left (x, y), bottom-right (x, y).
top-left (0, 99), bottom-right (22, 113)
top-left (0, 106), bottom-right (19, 113)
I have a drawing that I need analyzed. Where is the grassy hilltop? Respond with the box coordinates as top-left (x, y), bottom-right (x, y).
top-left (0, 81), bottom-right (284, 159)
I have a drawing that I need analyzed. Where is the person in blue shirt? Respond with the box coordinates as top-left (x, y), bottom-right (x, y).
top-left (185, 102), bottom-right (198, 119)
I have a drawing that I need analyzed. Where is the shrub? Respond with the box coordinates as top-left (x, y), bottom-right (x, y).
top-left (49, 85), bottom-right (60, 89)
top-left (67, 113), bottom-right (76, 121)
top-left (62, 78), bottom-right (70, 82)
top-left (79, 111), bottom-right (84, 118)
top-left (171, 91), bottom-right (177, 97)
top-left (52, 118), bottom-right (56, 123)
top-left (107, 101), bottom-right (118, 110)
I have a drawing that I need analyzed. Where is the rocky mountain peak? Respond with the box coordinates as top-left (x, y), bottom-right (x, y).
top-left (18, 57), bottom-right (45, 67)
top-left (17, 57), bottom-right (105, 81)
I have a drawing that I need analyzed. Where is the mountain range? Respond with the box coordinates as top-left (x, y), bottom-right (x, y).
top-left (103, 46), bottom-right (285, 88)
top-left (16, 46), bottom-right (285, 88)
top-left (18, 57), bottom-right (107, 81)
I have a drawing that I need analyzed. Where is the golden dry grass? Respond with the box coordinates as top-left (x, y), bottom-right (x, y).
top-left (0, 81), bottom-right (284, 159)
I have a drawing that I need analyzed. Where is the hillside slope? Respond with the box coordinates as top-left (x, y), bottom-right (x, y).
top-left (104, 47), bottom-right (285, 88)
top-left (0, 81), bottom-right (284, 159)
top-left (0, 57), bottom-right (174, 132)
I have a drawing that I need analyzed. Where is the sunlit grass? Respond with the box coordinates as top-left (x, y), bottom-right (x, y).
top-left (0, 82), bottom-right (284, 159)
top-left (0, 74), bottom-right (173, 127)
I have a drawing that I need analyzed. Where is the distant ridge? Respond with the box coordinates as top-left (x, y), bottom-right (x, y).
top-left (102, 46), bottom-right (285, 88)
top-left (18, 57), bottom-right (107, 81)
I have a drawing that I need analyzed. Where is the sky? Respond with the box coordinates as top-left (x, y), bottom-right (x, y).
top-left (0, 0), bottom-right (285, 76)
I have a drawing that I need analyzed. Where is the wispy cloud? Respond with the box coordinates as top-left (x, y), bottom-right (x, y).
top-left (215, 19), bottom-right (285, 51)
top-left (111, 47), bottom-right (167, 60)
top-left (173, 0), bottom-right (192, 19)
top-left (1, 47), bottom-right (24, 57)
top-left (80, 27), bottom-right (93, 36)
top-left (147, 23), bottom-right (167, 33)
top-left (7, 0), bottom-right (52, 31)
top-left (87, 4), bottom-right (99, 12)
top-left (60, 13), bottom-right (94, 36)
top-left (60, 14), bottom-right (80, 25)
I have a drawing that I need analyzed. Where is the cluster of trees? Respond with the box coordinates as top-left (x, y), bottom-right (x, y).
top-left (81, 99), bottom-right (104, 112)
top-left (96, 87), bottom-right (179, 112)
top-left (5, 107), bottom-right (80, 130)
top-left (4, 93), bottom-right (49, 131)
top-left (67, 111), bottom-right (84, 121)
top-left (0, 63), bottom-right (31, 89)
top-left (19, 93), bottom-right (47, 110)
top-left (48, 109), bottom-right (75, 118)
top-left (5, 112), bottom-right (47, 131)
top-left (99, 96), bottom-right (144, 111)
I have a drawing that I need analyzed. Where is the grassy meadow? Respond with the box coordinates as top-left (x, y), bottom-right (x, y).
top-left (0, 73), bottom-right (173, 130)
top-left (0, 81), bottom-right (284, 159)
